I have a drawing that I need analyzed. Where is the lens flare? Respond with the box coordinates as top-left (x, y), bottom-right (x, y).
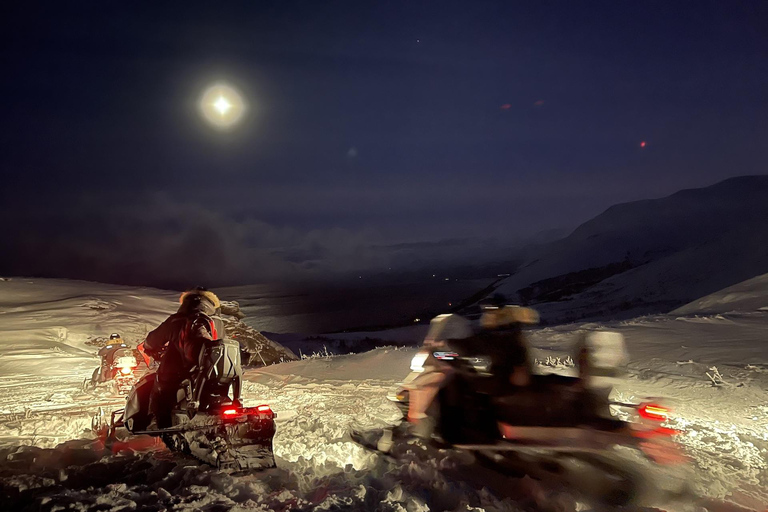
top-left (200, 83), bottom-right (245, 129)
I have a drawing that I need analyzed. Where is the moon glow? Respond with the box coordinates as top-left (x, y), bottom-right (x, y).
top-left (200, 83), bottom-right (245, 129)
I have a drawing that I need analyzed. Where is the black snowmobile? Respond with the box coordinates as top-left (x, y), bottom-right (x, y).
top-left (355, 314), bottom-right (691, 507)
top-left (93, 337), bottom-right (276, 470)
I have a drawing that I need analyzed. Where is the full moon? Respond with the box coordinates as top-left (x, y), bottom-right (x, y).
top-left (200, 83), bottom-right (246, 129)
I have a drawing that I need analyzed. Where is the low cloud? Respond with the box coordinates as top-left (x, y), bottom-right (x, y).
top-left (0, 193), bottom-right (518, 288)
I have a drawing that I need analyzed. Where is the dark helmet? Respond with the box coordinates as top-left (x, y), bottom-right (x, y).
top-left (109, 333), bottom-right (121, 340)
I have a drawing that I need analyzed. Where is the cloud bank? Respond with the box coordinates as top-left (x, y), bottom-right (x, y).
top-left (0, 192), bottom-right (524, 288)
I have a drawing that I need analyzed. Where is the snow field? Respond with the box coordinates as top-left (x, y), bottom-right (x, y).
top-left (2, 277), bottom-right (768, 510)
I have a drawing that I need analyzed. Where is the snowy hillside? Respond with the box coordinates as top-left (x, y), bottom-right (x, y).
top-left (0, 278), bottom-right (294, 366)
top-left (0, 278), bottom-right (175, 382)
top-left (671, 271), bottom-right (768, 315)
top-left (495, 175), bottom-right (768, 322)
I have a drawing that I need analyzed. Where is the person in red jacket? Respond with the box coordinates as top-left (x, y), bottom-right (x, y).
top-left (144, 287), bottom-right (221, 428)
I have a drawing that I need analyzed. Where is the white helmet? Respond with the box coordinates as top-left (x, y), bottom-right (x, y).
top-left (423, 314), bottom-right (472, 345)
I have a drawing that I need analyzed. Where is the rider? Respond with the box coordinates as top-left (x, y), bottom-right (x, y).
top-left (94, 333), bottom-right (130, 383)
top-left (476, 305), bottom-right (539, 392)
top-left (144, 287), bottom-right (222, 428)
top-left (405, 306), bottom-right (538, 442)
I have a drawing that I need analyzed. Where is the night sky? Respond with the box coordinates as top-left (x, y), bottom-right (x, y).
top-left (1, 1), bottom-right (767, 287)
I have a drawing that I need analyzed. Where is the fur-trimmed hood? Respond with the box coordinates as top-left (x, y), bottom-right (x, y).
top-left (178, 288), bottom-right (220, 315)
top-left (480, 305), bottom-right (539, 330)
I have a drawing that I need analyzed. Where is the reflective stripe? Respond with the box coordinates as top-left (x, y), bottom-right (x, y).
top-left (209, 318), bottom-right (218, 339)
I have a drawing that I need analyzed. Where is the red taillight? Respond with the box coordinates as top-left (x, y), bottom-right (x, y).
top-left (222, 408), bottom-right (239, 416)
top-left (639, 403), bottom-right (669, 422)
top-left (256, 405), bottom-right (271, 413)
top-left (119, 366), bottom-right (132, 375)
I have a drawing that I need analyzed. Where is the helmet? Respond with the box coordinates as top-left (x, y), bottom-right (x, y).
top-left (109, 333), bottom-right (121, 340)
top-left (423, 314), bottom-right (473, 345)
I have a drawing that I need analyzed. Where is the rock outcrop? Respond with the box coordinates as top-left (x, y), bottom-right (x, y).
top-left (220, 301), bottom-right (298, 366)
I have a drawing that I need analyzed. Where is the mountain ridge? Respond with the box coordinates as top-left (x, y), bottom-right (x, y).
top-left (495, 174), bottom-right (768, 322)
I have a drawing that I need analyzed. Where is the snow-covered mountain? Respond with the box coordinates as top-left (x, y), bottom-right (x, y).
top-left (495, 175), bottom-right (768, 323)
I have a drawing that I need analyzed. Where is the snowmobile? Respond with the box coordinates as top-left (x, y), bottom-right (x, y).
top-left (93, 337), bottom-right (276, 470)
top-left (359, 315), bottom-right (691, 506)
top-left (90, 341), bottom-right (140, 395)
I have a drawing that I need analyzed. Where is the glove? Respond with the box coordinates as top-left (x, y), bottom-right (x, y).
top-left (144, 347), bottom-right (160, 362)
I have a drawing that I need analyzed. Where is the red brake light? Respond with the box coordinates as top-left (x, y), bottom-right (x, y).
top-left (256, 405), bottom-right (271, 412)
top-left (222, 408), bottom-right (238, 416)
top-left (639, 403), bottom-right (669, 421)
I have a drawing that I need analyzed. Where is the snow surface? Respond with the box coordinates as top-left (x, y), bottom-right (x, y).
top-left (1, 277), bottom-right (767, 510)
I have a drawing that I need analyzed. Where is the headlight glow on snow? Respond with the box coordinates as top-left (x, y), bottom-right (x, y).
top-left (410, 352), bottom-right (428, 372)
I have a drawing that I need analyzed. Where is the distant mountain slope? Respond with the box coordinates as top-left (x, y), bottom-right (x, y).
top-left (671, 272), bottom-right (768, 315)
top-left (495, 175), bottom-right (768, 322)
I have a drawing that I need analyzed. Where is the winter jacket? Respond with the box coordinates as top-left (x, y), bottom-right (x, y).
top-left (144, 293), bottom-right (220, 380)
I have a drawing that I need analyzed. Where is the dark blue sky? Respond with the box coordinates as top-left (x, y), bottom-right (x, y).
top-left (1, 1), bottom-right (767, 286)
